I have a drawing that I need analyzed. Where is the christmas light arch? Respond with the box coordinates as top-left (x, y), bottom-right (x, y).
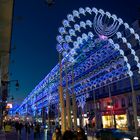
top-left (56, 7), bottom-right (140, 73)
top-left (16, 7), bottom-right (140, 116)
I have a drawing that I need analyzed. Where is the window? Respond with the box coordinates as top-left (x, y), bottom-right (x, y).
top-left (121, 98), bottom-right (125, 107)
top-left (128, 96), bottom-right (132, 106)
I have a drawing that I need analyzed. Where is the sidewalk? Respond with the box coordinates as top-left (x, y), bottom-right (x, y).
top-left (87, 136), bottom-right (98, 140)
top-left (0, 130), bottom-right (6, 140)
top-left (0, 127), bottom-right (17, 140)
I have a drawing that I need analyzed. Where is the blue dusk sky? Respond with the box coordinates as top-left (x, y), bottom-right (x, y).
top-left (9, 0), bottom-right (140, 104)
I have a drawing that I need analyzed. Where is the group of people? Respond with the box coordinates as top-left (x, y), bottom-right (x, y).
top-left (15, 122), bottom-right (41, 137)
top-left (4, 120), bottom-right (42, 138)
top-left (4, 121), bottom-right (88, 139)
top-left (52, 127), bottom-right (87, 140)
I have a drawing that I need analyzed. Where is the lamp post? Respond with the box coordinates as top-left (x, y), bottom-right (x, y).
top-left (93, 90), bottom-right (97, 129)
top-left (10, 96), bottom-right (14, 117)
top-left (130, 76), bottom-right (138, 136)
top-left (0, 79), bottom-right (19, 129)
top-left (2, 80), bottom-right (19, 88)
top-left (1, 80), bottom-right (19, 102)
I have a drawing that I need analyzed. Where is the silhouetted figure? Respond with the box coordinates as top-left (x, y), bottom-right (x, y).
top-left (77, 127), bottom-right (87, 140)
top-left (52, 127), bottom-right (62, 140)
top-left (34, 123), bottom-right (40, 138)
top-left (25, 123), bottom-right (30, 134)
top-left (62, 130), bottom-right (75, 140)
top-left (19, 122), bottom-right (23, 134)
top-left (3, 121), bottom-right (6, 130)
top-left (15, 122), bottom-right (19, 133)
top-left (25, 123), bottom-right (28, 132)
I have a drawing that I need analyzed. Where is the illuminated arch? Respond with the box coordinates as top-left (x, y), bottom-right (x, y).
top-left (56, 7), bottom-right (140, 73)
top-left (16, 7), bottom-right (140, 115)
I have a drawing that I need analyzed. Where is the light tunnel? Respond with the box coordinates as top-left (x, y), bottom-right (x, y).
top-left (15, 7), bottom-right (140, 116)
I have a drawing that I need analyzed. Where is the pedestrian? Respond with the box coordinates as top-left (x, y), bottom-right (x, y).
top-left (34, 123), bottom-right (40, 138)
top-left (26, 123), bottom-right (31, 134)
top-left (76, 127), bottom-right (87, 140)
top-left (34, 124), bottom-right (37, 138)
top-left (19, 122), bottom-right (23, 134)
top-left (15, 121), bottom-right (19, 133)
top-left (52, 127), bottom-right (62, 140)
top-left (36, 123), bottom-right (41, 137)
top-left (62, 129), bottom-right (75, 140)
top-left (25, 123), bottom-right (28, 133)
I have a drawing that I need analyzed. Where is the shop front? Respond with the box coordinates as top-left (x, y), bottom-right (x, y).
top-left (102, 109), bottom-right (127, 130)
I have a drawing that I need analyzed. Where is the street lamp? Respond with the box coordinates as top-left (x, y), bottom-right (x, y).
top-left (2, 80), bottom-right (19, 89)
top-left (129, 76), bottom-right (138, 135)
top-left (1, 80), bottom-right (19, 103)
top-left (0, 79), bottom-right (19, 129)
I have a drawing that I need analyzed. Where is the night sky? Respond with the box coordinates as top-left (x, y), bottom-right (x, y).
top-left (9, 0), bottom-right (140, 104)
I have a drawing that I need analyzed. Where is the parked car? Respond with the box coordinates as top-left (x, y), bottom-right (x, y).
top-left (94, 128), bottom-right (136, 140)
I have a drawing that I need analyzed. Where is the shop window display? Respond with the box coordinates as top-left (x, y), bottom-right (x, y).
top-left (115, 115), bottom-right (127, 130)
top-left (102, 114), bottom-right (127, 130)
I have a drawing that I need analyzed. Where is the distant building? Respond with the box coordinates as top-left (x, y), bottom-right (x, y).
top-left (85, 20), bottom-right (140, 130)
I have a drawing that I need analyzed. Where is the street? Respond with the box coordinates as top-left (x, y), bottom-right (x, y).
top-left (2, 128), bottom-right (99, 140)
top-left (4, 128), bottom-right (52, 140)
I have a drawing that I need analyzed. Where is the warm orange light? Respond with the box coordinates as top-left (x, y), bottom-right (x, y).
top-left (6, 103), bottom-right (12, 109)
